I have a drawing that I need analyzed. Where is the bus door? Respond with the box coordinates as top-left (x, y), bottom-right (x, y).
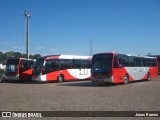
top-left (113, 55), bottom-right (125, 83)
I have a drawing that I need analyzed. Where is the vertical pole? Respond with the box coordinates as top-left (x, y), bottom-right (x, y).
top-left (26, 16), bottom-right (29, 59)
top-left (89, 39), bottom-right (93, 56)
top-left (24, 10), bottom-right (31, 59)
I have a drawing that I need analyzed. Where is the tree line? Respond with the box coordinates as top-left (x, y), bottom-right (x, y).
top-left (0, 51), bottom-right (41, 61)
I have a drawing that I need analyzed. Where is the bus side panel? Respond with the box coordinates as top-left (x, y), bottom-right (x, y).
top-left (148, 67), bottom-right (158, 79)
top-left (112, 67), bottom-right (135, 83)
top-left (67, 69), bottom-right (91, 80)
top-left (19, 69), bottom-right (33, 80)
top-left (63, 69), bottom-right (78, 80)
top-left (46, 70), bottom-right (78, 81)
top-left (112, 67), bottom-right (127, 83)
top-left (61, 69), bottom-right (90, 80)
top-left (46, 69), bottom-right (91, 81)
top-left (128, 67), bottom-right (150, 81)
top-left (141, 67), bottom-right (158, 80)
top-left (142, 73), bottom-right (148, 80)
top-left (46, 71), bottom-right (59, 81)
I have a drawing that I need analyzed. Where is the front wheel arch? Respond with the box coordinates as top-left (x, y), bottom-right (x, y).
top-left (57, 74), bottom-right (64, 83)
top-left (147, 72), bottom-right (151, 81)
top-left (123, 74), bottom-right (129, 85)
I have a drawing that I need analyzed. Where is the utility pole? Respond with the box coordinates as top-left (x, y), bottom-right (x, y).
top-left (89, 39), bottom-right (93, 56)
top-left (23, 10), bottom-right (31, 59)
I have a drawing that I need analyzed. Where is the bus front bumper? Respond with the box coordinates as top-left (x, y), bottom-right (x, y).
top-left (91, 76), bottom-right (113, 83)
top-left (32, 75), bottom-right (46, 81)
top-left (3, 74), bottom-right (19, 81)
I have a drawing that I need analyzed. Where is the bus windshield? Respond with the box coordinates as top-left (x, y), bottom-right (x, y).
top-left (6, 59), bottom-right (19, 74)
top-left (33, 58), bottom-right (44, 75)
top-left (92, 54), bottom-right (112, 74)
top-left (34, 59), bottom-right (44, 69)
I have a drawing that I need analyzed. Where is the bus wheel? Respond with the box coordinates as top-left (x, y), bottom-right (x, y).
top-left (123, 74), bottom-right (129, 85)
top-left (147, 73), bottom-right (151, 81)
top-left (1, 77), bottom-right (5, 82)
top-left (57, 75), bottom-right (64, 83)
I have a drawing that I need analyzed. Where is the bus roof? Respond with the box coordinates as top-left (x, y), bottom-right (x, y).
top-left (93, 52), bottom-right (156, 59)
top-left (39, 55), bottom-right (92, 60)
top-left (7, 58), bottom-right (35, 60)
top-left (148, 55), bottom-right (160, 58)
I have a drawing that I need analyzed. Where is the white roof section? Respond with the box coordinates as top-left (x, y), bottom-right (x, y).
top-left (45, 55), bottom-right (92, 60)
top-left (59, 55), bottom-right (92, 59)
top-left (94, 52), bottom-right (156, 59)
top-left (126, 54), bottom-right (155, 59)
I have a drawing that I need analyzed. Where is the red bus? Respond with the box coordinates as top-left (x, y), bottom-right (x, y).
top-left (32, 55), bottom-right (91, 82)
top-left (91, 52), bottom-right (158, 84)
top-left (2, 58), bottom-right (34, 81)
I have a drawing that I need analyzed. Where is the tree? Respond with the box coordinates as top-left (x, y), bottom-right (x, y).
top-left (29, 54), bottom-right (34, 59)
top-left (0, 51), bottom-right (3, 60)
top-left (0, 51), bottom-right (41, 60)
top-left (22, 54), bottom-right (27, 58)
top-left (13, 52), bottom-right (22, 58)
top-left (33, 54), bottom-right (41, 59)
top-left (3, 51), bottom-right (14, 59)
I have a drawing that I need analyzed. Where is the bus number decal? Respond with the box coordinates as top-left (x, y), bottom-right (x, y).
top-left (79, 69), bottom-right (88, 75)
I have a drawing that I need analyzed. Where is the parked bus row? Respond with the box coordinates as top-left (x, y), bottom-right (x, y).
top-left (2, 58), bottom-right (34, 81)
top-left (1, 55), bottom-right (92, 82)
top-left (1, 52), bottom-right (159, 84)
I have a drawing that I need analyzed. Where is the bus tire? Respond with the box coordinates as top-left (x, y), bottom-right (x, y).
top-left (123, 74), bottom-right (129, 85)
top-left (1, 77), bottom-right (6, 82)
top-left (57, 75), bottom-right (64, 83)
top-left (147, 73), bottom-right (151, 81)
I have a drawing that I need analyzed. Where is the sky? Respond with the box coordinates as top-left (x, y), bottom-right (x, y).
top-left (0, 0), bottom-right (160, 56)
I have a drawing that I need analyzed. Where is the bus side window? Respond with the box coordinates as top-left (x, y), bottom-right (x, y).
top-left (129, 57), bottom-right (135, 67)
top-left (147, 58), bottom-right (151, 66)
top-left (120, 56), bottom-right (129, 67)
top-left (135, 57), bottom-right (141, 66)
top-left (114, 56), bottom-right (120, 68)
top-left (152, 59), bottom-right (156, 66)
